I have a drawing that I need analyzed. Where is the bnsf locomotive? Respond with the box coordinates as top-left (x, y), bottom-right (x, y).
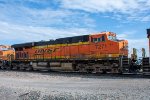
top-left (0, 32), bottom-right (128, 73)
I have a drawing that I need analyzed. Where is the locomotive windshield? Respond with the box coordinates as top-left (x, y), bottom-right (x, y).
top-left (108, 35), bottom-right (117, 41)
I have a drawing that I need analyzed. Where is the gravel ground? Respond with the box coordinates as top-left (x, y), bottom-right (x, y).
top-left (0, 70), bottom-right (149, 100)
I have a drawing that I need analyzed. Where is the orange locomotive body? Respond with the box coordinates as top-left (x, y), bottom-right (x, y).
top-left (10, 32), bottom-right (128, 73)
top-left (0, 50), bottom-right (15, 61)
top-left (0, 45), bottom-right (15, 61)
top-left (13, 32), bottom-right (128, 61)
top-left (0, 45), bottom-right (15, 68)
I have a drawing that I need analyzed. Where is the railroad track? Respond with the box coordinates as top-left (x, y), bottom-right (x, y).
top-left (0, 69), bottom-right (150, 79)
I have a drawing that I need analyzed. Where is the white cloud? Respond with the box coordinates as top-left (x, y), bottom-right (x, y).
top-left (0, 21), bottom-right (93, 44)
top-left (117, 31), bottom-right (137, 39)
top-left (0, 1), bottom-right (95, 28)
top-left (61, 0), bottom-right (139, 13)
top-left (0, 1), bottom-right (95, 45)
top-left (141, 15), bottom-right (150, 22)
top-left (60, 0), bottom-right (150, 22)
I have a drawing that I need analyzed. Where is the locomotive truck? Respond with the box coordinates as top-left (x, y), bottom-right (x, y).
top-left (0, 32), bottom-right (129, 73)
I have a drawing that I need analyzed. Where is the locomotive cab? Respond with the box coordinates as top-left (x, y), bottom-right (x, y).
top-left (89, 32), bottom-right (128, 58)
top-left (107, 32), bottom-right (128, 57)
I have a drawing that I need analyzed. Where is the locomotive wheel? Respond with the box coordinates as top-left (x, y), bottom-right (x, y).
top-left (47, 69), bottom-right (51, 72)
top-left (118, 69), bottom-right (123, 74)
top-left (21, 68), bottom-right (26, 71)
top-left (17, 66), bottom-right (20, 70)
top-left (7, 66), bottom-right (13, 70)
top-left (86, 69), bottom-right (94, 73)
top-left (1, 66), bottom-right (6, 70)
top-left (102, 70), bottom-right (107, 74)
top-left (28, 66), bottom-right (33, 71)
top-left (10, 66), bottom-right (13, 70)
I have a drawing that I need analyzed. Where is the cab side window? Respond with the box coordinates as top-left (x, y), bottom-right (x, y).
top-left (93, 38), bottom-right (98, 42)
top-left (98, 38), bottom-right (101, 42)
top-left (92, 35), bottom-right (105, 43)
top-left (102, 36), bottom-right (105, 42)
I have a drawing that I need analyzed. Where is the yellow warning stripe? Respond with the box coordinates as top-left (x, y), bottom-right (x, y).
top-left (32, 42), bottom-right (90, 49)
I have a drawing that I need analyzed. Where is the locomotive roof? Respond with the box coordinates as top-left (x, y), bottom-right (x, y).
top-left (12, 35), bottom-right (89, 48)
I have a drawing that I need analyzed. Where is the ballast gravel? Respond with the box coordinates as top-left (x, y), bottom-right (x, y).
top-left (0, 70), bottom-right (149, 100)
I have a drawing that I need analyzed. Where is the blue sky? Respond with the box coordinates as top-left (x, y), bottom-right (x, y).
top-left (0, 0), bottom-right (150, 56)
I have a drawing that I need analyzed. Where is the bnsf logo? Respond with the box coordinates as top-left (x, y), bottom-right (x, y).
top-left (35, 48), bottom-right (59, 54)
